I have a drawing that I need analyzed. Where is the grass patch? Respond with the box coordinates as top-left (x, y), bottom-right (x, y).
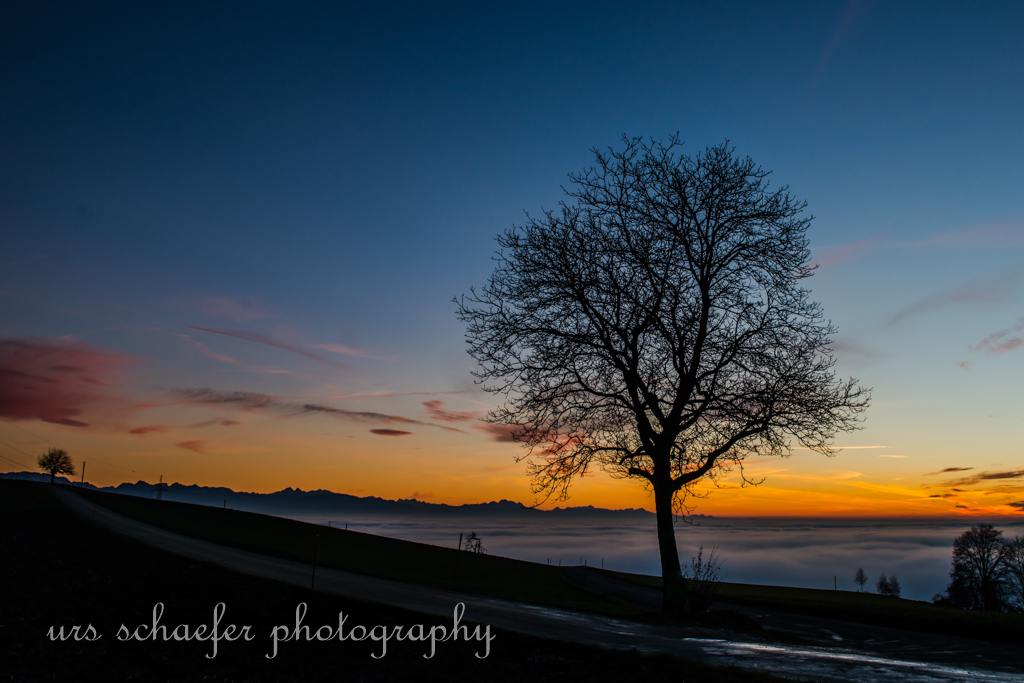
top-left (68, 486), bottom-right (645, 618)
top-left (1, 479), bottom-right (798, 682)
top-left (596, 567), bottom-right (1024, 645)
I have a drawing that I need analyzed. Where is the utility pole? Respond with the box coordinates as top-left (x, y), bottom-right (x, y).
top-left (311, 531), bottom-right (319, 589)
top-left (80, 462), bottom-right (85, 488)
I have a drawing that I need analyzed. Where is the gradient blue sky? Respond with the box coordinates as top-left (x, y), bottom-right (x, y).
top-left (1, 1), bottom-right (1022, 515)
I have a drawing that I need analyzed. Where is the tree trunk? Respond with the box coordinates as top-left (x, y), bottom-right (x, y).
top-left (654, 483), bottom-right (681, 612)
top-left (49, 472), bottom-right (54, 484)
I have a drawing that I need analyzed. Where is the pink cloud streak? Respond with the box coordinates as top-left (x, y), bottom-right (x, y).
top-left (0, 337), bottom-right (139, 428)
top-left (970, 319), bottom-right (1024, 356)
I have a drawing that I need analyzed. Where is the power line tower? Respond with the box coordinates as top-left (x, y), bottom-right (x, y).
top-left (152, 474), bottom-right (168, 501)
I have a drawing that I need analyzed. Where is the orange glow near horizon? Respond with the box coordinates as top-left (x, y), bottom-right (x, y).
top-left (3, 413), bottom-right (1021, 519)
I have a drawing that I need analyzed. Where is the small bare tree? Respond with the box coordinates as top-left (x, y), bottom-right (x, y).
top-left (457, 136), bottom-right (870, 610)
top-left (464, 532), bottom-right (486, 554)
top-left (685, 544), bottom-right (724, 613)
top-left (876, 573), bottom-right (902, 598)
top-left (854, 567), bottom-right (867, 592)
top-left (37, 447), bottom-right (75, 484)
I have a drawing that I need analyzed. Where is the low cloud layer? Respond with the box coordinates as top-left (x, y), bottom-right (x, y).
top-left (370, 429), bottom-right (412, 436)
top-left (0, 337), bottom-right (138, 428)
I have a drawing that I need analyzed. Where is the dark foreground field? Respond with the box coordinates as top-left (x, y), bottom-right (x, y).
top-left (63, 483), bottom-right (1024, 646)
top-left (1, 480), bottom-right (790, 683)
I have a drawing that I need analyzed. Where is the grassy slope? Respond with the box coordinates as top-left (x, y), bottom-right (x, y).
top-left (3, 479), bottom-right (793, 683)
top-left (596, 568), bottom-right (1024, 644)
top-left (68, 486), bottom-right (644, 617)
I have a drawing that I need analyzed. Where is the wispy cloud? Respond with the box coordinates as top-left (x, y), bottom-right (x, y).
top-left (175, 440), bottom-right (207, 453)
top-left (421, 400), bottom-right (479, 423)
top-left (370, 429), bottom-right (413, 436)
top-left (187, 327), bottom-right (346, 369)
top-left (192, 418), bottom-right (241, 428)
top-left (1008, 501), bottom-right (1024, 512)
top-left (912, 223), bottom-right (1024, 249)
top-left (5, 253), bottom-right (49, 267)
top-left (924, 467), bottom-right (973, 476)
top-left (969, 319), bottom-right (1024, 356)
top-left (196, 296), bottom-right (272, 322)
top-left (475, 423), bottom-right (519, 443)
top-left (128, 425), bottom-right (171, 436)
top-left (308, 343), bottom-right (389, 360)
top-left (812, 234), bottom-right (886, 270)
top-left (886, 274), bottom-right (1019, 326)
top-left (794, 445), bottom-right (887, 450)
top-left (815, 0), bottom-right (871, 79)
top-left (934, 469), bottom-right (1024, 488)
top-left (174, 388), bottom-right (466, 433)
top-left (322, 390), bottom-right (474, 401)
top-left (0, 336), bottom-right (139, 428)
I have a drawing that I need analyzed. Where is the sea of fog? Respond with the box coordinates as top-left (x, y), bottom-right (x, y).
top-left (288, 514), bottom-right (1024, 602)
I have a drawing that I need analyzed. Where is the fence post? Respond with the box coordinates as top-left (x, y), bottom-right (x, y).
top-left (311, 531), bottom-right (320, 589)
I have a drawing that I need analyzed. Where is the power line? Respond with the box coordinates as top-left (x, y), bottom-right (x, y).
top-left (0, 437), bottom-right (39, 461)
top-left (0, 451), bottom-right (35, 470)
top-left (0, 445), bottom-right (117, 488)
top-left (0, 417), bottom-right (161, 478)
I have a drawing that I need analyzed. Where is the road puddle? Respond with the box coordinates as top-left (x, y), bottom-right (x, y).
top-left (684, 638), bottom-right (1024, 682)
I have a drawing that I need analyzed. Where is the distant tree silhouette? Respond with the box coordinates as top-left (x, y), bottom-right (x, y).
top-left (854, 567), bottom-right (867, 592)
top-left (464, 532), bottom-right (486, 554)
top-left (37, 447), bottom-right (75, 484)
top-left (1002, 536), bottom-right (1024, 612)
top-left (938, 524), bottom-right (1011, 611)
top-left (457, 136), bottom-right (870, 611)
top-left (875, 573), bottom-right (901, 597)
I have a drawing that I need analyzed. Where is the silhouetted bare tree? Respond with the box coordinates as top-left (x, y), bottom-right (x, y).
top-left (464, 532), bottom-right (486, 554)
top-left (854, 567), bottom-right (867, 592)
top-left (457, 136), bottom-right (870, 609)
top-left (940, 524), bottom-right (1011, 611)
top-left (37, 447), bottom-right (75, 484)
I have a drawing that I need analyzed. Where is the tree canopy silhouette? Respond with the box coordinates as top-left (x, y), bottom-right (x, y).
top-left (941, 523), bottom-right (1013, 611)
top-left (37, 447), bottom-right (75, 484)
top-left (457, 136), bottom-right (870, 608)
